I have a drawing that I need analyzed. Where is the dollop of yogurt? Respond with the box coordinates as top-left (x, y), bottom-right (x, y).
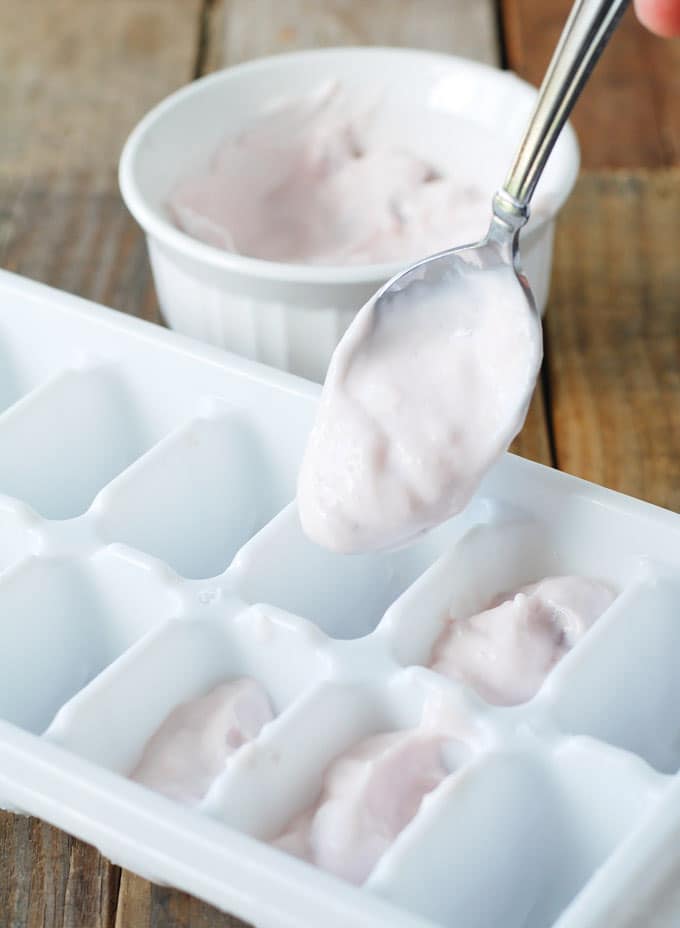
top-left (130, 678), bottom-right (274, 803)
top-left (430, 576), bottom-right (617, 705)
top-left (168, 83), bottom-right (512, 266)
top-left (297, 263), bottom-right (542, 552)
top-left (272, 730), bottom-right (455, 884)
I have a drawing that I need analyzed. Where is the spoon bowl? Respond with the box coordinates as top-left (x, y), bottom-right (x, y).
top-left (298, 235), bottom-right (542, 553)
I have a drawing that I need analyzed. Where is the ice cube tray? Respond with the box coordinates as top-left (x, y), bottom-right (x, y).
top-left (1, 268), bottom-right (680, 928)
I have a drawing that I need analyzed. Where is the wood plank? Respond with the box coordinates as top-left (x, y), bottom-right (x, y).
top-left (218, 0), bottom-right (500, 69)
top-left (545, 169), bottom-right (680, 509)
top-left (0, 817), bottom-right (120, 928)
top-left (0, 180), bottom-right (159, 322)
top-left (114, 873), bottom-right (244, 928)
top-left (0, 0), bottom-right (202, 185)
top-left (0, 0), bottom-right (204, 307)
top-left (500, 1), bottom-right (680, 169)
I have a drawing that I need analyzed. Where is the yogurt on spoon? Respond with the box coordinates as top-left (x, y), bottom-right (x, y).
top-left (297, 258), bottom-right (542, 553)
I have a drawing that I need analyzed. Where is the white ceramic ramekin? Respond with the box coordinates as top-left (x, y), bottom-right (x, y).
top-left (120, 47), bottom-right (579, 383)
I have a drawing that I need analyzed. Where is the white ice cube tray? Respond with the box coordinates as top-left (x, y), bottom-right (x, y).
top-left (1, 268), bottom-right (680, 928)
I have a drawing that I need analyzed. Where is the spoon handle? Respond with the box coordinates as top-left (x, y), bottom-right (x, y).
top-left (494, 0), bottom-right (630, 226)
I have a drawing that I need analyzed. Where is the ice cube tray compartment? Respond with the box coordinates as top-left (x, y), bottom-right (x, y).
top-left (203, 669), bottom-right (479, 841)
top-left (0, 497), bottom-right (40, 574)
top-left (0, 341), bottom-right (25, 414)
top-left (0, 550), bottom-right (176, 734)
top-left (230, 497), bottom-right (491, 639)
top-left (545, 568), bottom-right (680, 773)
top-left (1, 269), bottom-right (680, 928)
top-left (93, 399), bottom-right (292, 579)
top-left (374, 486), bottom-right (680, 774)
top-left (0, 312), bottom-right (84, 412)
top-left (370, 748), bottom-right (558, 928)
top-left (369, 738), bottom-right (667, 928)
top-left (0, 366), bottom-right (156, 519)
top-left (376, 513), bottom-right (632, 693)
top-left (45, 598), bottom-right (332, 777)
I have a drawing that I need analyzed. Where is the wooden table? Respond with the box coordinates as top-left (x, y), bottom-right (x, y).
top-left (1, 2), bottom-right (678, 926)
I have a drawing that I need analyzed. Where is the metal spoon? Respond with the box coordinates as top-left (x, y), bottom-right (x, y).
top-left (299, 0), bottom-right (631, 553)
top-left (381, 0), bottom-right (631, 307)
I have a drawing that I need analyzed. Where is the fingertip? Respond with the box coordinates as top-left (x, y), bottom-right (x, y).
top-left (635, 0), bottom-right (680, 37)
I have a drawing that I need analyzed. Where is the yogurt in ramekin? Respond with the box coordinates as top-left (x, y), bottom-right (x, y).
top-left (120, 48), bottom-right (579, 382)
top-left (168, 80), bottom-right (552, 268)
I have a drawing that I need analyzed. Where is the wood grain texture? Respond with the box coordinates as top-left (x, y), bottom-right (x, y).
top-left (219, 0), bottom-right (500, 67)
top-left (500, 1), bottom-right (680, 170)
top-left (115, 874), bottom-right (243, 928)
top-left (0, 179), bottom-right (159, 321)
top-left (546, 170), bottom-right (680, 509)
top-left (0, 0), bottom-right (204, 306)
top-left (0, 817), bottom-right (120, 928)
top-left (0, 0), bottom-right (202, 185)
